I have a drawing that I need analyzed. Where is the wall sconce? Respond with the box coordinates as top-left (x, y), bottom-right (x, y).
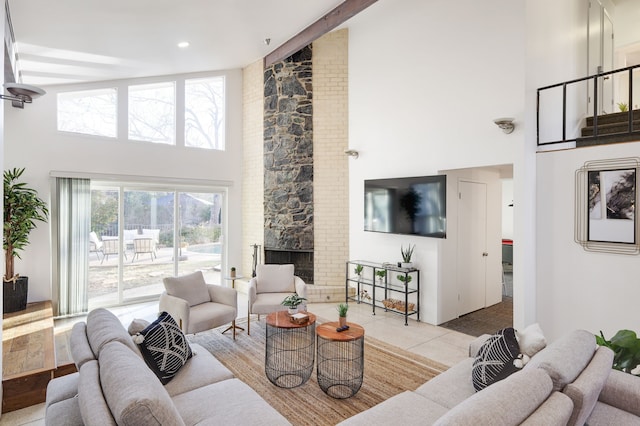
top-left (1, 83), bottom-right (46, 108)
top-left (344, 149), bottom-right (359, 159)
top-left (494, 117), bottom-right (515, 134)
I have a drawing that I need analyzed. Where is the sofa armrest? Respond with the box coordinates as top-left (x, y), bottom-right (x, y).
top-left (598, 368), bottom-right (640, 417)
top-left (159, 292), bottom-right (190, 332)
top-left (469, 334), bottom-right (492, 357)
top-left (207, 284), bottom-right (237, 308)
top-left (294, 276), bottom-right (307, 299)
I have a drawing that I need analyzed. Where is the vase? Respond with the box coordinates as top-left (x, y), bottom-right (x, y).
top-left (288, 307), bottom-right (298, 315)
top-left (339, 316), bottom-right (347, 328)
top-left (401, 262), bottom-right (413, 269)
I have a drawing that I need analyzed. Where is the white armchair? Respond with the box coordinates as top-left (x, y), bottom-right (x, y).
top-left (159, 271), bottom-right (238, 338)
top-left (247, 264), bottom-right (307, 334)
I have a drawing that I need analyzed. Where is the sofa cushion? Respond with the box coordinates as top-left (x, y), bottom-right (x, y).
top-left (434, 368), bottom-right (553, 426)
top-left (164, 343), bottom-right (234, 397)
top-left (77, 360), bottom-right (116, 426)
top-left (520, 391), bottom-right (574, 425)
top-left (517, 323), bottom-right (547, 357)
top-left (163, 271), bottom-right (210, 307)
top-left (588, 401), bottom-right (640, 425)
top-left (70, 322), bottom-right (96, 369)
top-left (472, 327), bottom-right (521, 391)
top-left (336, 391), bottom-right (448, 425)
top-left (524, 329), bottom-right (597, 391)
top-left (86, 308), bottom-right (140, 357)
top-left (45, 372), bottom-right (79, 409)
top-left (563, 346), bottom-right (614, 426)
top-left (414, 358), bottom-right (477, 408)
top-left (135, 311), bottom-right (193, 384)
top-left (99, 341), bottom-right (185, 426)
top-left (256, 264), bottom-right (295, 293)
top-left (45, 395), bottom-right (83, 426)
top-left (598, 368), bottom-right (640, 417)
top-left (172, 378), bottom-right (292, 425)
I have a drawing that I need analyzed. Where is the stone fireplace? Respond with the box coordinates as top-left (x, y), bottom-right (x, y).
top-left (263, 46), bottom-right (314, 283)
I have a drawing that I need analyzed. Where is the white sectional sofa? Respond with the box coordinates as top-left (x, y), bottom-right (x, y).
top-left (339, 329), bottom-right (640, 425)
top-left (44, 308), bottom-right (290, 426)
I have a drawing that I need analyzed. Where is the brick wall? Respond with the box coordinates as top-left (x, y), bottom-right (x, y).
top-left (313, 29), bottom-right (349, 288)
top-left (241, 60), bottom-right (264, 277)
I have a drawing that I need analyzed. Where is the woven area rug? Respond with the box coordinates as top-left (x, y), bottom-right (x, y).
top-left (188, 318), bottom-right (448, 426)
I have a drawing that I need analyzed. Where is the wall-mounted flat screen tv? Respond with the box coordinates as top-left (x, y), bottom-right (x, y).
top-left (364, 175), bottom-right (446, 238)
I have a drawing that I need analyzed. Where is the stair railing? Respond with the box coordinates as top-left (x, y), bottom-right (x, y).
top-left (537, 64), bottom-right (640, 146)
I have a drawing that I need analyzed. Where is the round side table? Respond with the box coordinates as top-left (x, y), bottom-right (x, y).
top-left (265, 311), bottom-right (316, 388)
top-left (316, 321), bottom-right (365, 398)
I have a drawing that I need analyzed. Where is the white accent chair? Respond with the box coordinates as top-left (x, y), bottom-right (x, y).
top-left (247, 264), bottom-right (307, 335)
top-left (159, 271), bottom-right (238, 338)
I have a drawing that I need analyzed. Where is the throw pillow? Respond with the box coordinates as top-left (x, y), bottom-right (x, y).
top-left (128, 318), bottom-right (150, 335)
top-left (163, 271), bottom-right (210, 307)
top-left (134, 312), bottom-right (192, 384)
top-left (516, 323), bottom-right (547, 357)
top-left (472, 327), bottom-right (521, 391)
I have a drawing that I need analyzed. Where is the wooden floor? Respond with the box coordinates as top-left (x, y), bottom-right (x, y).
top-left (1, 301), bottom-right (72, 413)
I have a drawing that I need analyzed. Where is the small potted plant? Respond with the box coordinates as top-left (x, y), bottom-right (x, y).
top-left (354, 264), bottom-right (363, 279)
top-left (397, 274), bottom-right (413, 286)
top-left (400, 244), bottom-right (415, 268)
top-left (3, 168), bottom-right (49, 313)
top-left (230, 266), bottom-right (236, 278)
top-left (281, 293), bottom-right (307, 315)
top-left (375, 269), bottom-right (386, 284)
top-left (337, 303), bottom-right (349, 327)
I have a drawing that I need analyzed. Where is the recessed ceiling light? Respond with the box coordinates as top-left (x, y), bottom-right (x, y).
top-left (177, 41), bottom-right (190, 48)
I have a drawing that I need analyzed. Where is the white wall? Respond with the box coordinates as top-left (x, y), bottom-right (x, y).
top-left (502, 179), bottom-right (514, 240)
top-left (4, 70), bottom-right (244, 303)
top-left (614, 0), bottom-right (640, 49)
top-left (536, 142), bottom-right (640, 341)
top-left (347, 0), bottom-right (524, 325)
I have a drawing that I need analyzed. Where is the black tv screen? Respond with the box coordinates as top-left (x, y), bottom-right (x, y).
top-left (364, 175), bottom-right (446, 238)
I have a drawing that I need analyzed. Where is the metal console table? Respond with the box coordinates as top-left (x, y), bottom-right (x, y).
top-left (345, 260), bottom-right (420, 325)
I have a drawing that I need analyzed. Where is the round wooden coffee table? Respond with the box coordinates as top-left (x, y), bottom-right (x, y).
top-left (264, 311), bottom-right (316, 388)
top-left (316, 321), bottom-right (365, 398)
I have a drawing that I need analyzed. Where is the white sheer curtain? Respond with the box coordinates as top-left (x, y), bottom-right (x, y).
top-left (55, 177), bottom-right (91, 316)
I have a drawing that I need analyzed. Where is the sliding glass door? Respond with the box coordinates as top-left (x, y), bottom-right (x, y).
top-left (88, 183), bottom-right (224, 309)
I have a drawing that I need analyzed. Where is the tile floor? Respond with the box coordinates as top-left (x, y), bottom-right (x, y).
top-left (1, 293), bottom-right (475, 425)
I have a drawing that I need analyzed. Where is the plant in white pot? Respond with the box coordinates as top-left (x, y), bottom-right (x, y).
top-left (281, 293), bottom-right (307, 315)
top-left (400, 244), bottom-right (415, 268)
top-left (3, 168), bottom-right (49, 313)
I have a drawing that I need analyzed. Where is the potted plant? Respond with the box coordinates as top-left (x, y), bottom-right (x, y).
top-left (337, 303), bottom-right (348, 327)
top-left (281, 293), bottom-right (307, 315)
top-left (400, 244), bottom-right (415, 268)
top-left (397, 274), bottom-right (413, 286)
top-left (596, 329), bottom-right (640, 376)
top-left (354, 263), bottom-right (363, 279)
top-left (230, 266), bottom-right (236, 278)
top-left (375, 269), bottom-right (386, 284)
top-left (3, 168), bottom-right (49, 313)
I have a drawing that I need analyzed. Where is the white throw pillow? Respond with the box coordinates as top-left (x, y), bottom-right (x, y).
top-left (517, 323), bottom-right (547, 357)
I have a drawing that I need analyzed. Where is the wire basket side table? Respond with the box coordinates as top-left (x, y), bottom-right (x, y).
top-left (316, 322), bottom-right (365, 398)
top-left (265, 311), bottom-right (316, 388)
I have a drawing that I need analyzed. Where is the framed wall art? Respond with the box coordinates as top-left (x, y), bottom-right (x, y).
top-left (576, 158), bottom-right (639, 254)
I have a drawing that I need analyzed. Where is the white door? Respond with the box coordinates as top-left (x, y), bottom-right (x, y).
top-left (457, 180), bottom-right (487, 316)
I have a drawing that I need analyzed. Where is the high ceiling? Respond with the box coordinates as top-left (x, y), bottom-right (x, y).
top-left (7, 0), bottom-right (345, 87)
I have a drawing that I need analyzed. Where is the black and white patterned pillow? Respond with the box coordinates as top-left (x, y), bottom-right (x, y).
top-left (135, 311), bottom-right (193, 384)
top-left (472, 327), bottom-right (521, 391)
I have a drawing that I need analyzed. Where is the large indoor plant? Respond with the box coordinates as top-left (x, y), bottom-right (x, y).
top-left (3, 168), bottom-right (49, 313)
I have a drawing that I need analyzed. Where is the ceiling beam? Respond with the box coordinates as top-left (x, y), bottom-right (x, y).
top-left (264, 0), bottom-right (378, 67)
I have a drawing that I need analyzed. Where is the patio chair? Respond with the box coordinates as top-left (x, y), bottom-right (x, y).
top-left (100, 238), bottom-right (127, 263)
top-left (89, 231), bottom-right (103, 260)
top-left (159, 271), bottom-right (238, 337)
top-left (131, 237), bottom-right (157, 262)
top-left (247, 264), bottom-right (307, 335)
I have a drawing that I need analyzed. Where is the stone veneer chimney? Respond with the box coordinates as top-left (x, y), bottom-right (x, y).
top-left (263, 46), bottom-right (314, 283)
